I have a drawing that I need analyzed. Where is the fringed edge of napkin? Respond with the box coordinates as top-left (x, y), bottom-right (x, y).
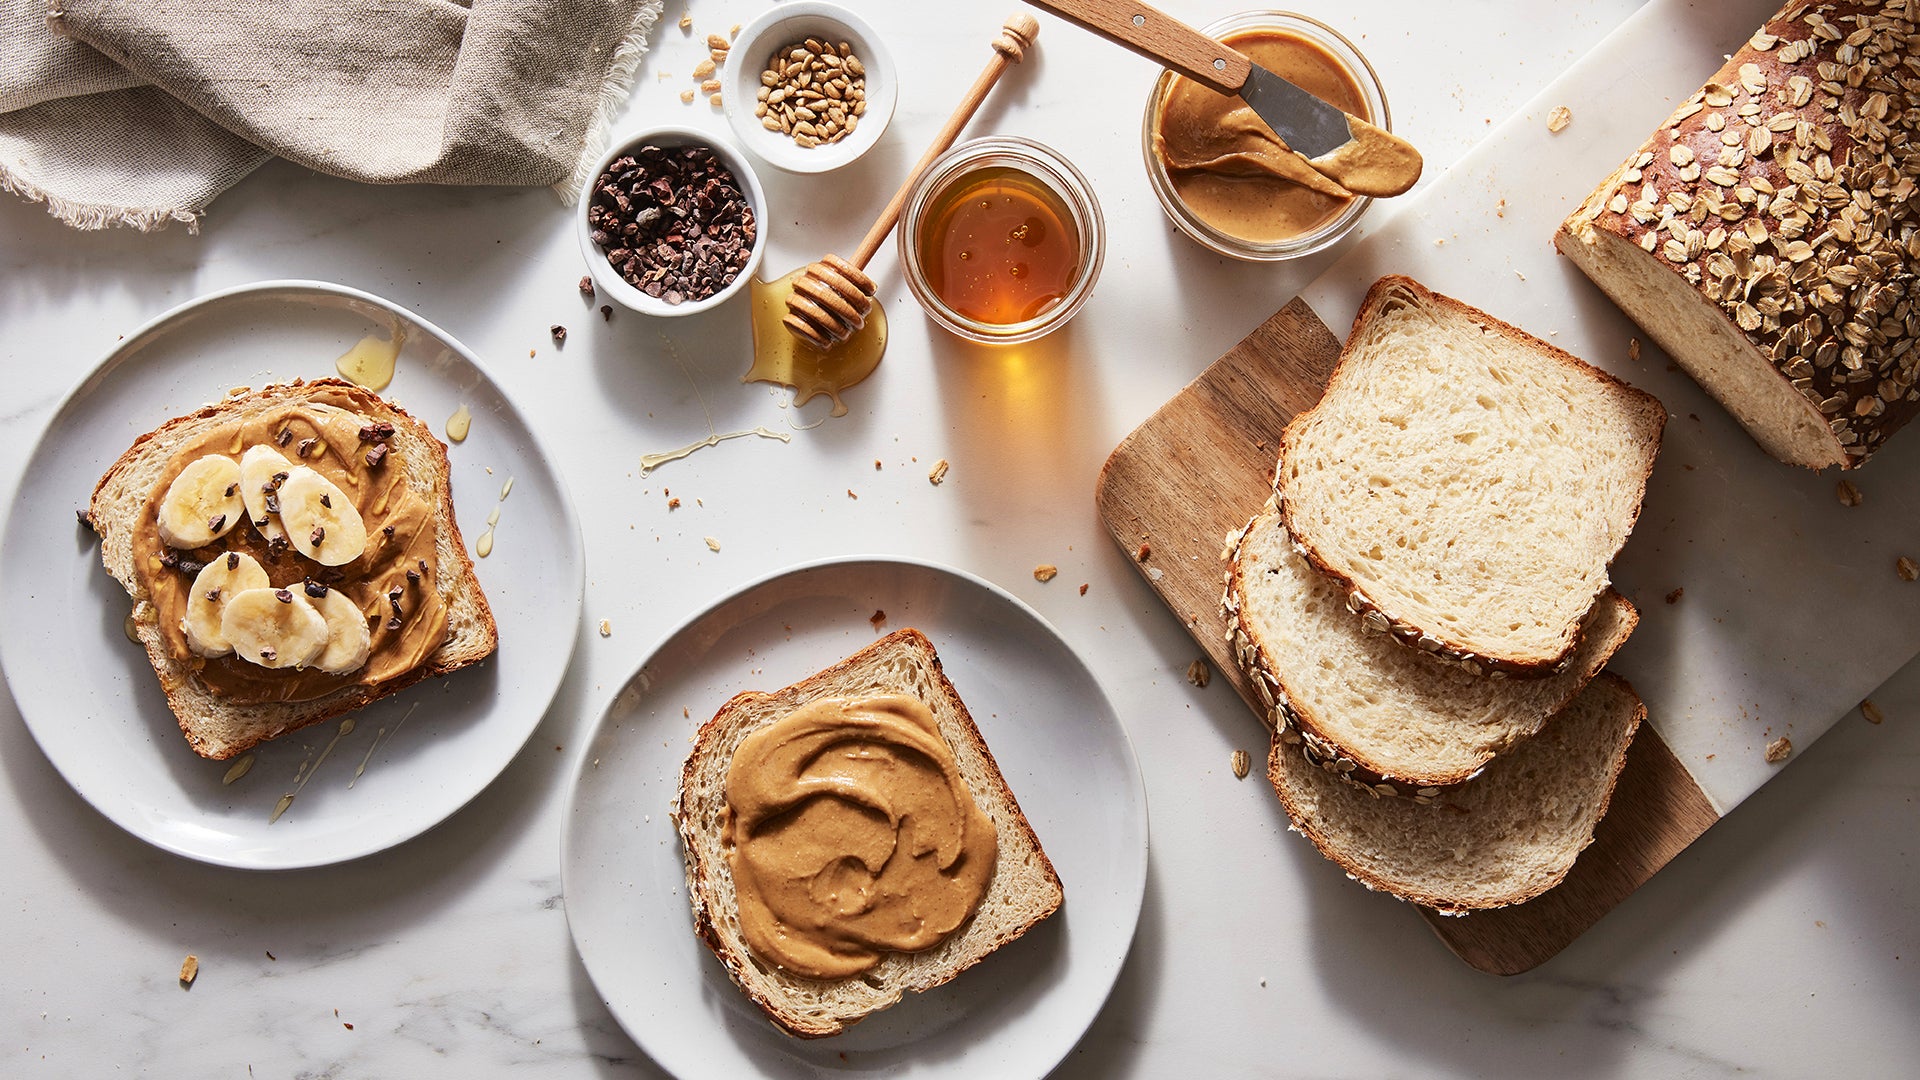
top-left (0, 166), bottom-right (203, 232)
top-left (555, 0), bottom-right (666, 207)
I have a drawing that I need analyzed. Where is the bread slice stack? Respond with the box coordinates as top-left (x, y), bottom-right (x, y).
top-left (674, 628), bottom-right (1062, 1038)
top-left (1225, 276), bottom-right (1663, 912)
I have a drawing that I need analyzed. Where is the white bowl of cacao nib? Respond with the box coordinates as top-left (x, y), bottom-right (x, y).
top-left (577, 126), bottom-right (768, 317)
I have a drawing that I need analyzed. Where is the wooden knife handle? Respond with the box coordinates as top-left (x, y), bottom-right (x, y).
top-left (1024, 0), bottom-right (1250, 93)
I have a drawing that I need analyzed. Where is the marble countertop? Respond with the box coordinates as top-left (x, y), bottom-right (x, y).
top-left (3, 1), bottom-right (1915, 1075)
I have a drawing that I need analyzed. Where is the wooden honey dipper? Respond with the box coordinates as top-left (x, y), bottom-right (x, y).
top-left (783, 13), bottom-right (1040, 350)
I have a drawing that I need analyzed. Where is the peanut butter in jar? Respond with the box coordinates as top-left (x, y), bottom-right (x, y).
top-left (1143, 12), bottom-right (1394, 260)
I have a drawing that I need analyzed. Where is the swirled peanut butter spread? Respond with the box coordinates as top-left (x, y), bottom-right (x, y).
top-left (722, 695), bottom-right (997, 980)
top-left (1154, 29), bottom-right (1376, 241)
top-left (132, 389), bottom-right (447, 703)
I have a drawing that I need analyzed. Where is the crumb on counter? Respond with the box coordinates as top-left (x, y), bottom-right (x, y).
top-left (179, 954), bottom-right (199, 988)
top-left (1665, 588), bottom-right (1684, 604)
top-left (1230, 749), bottom-right (1251, 779)
top-left (1186, 659), bottom-right (1211, 688)
top-left (599, 619), bottom-right (611, 637)
top-left (704, 536), bottom-right (721, 552)
top-left (1836, 479), bottom-right (1863, 507)
top-left (1765, 736), bottom-right (1792, 763)
top-left (1547, 105), bottom-right (1572, 133)
top-left (929, 459), bottom-right (949, 485)
top-left (1861, 699), bottom-right (1884, 724)
top-left (1034, 564), bottom-right (1058, 583)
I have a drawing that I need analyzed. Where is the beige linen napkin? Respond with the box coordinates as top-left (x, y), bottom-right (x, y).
top-left (0, 0), bottom-right (665, 230)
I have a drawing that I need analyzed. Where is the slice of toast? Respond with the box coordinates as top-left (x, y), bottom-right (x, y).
top-left (1224, 496), bottom-right (1639, 789)
top-left (87, 378), bottom-right (497, 759)
top-left (1269, 671), bottom-right (1644, 914)
top-left (1276, 275), bottom-right (1665, 677)
top-left (673, 628), bottom-right (1063, 1039)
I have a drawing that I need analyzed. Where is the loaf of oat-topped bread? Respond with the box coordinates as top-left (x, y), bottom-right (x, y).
top-left (1557, 0), bottom-right (1919, 470)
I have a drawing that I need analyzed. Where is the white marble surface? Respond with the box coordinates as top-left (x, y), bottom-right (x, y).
top-left (2, 1), bottom-right (1914, 1076)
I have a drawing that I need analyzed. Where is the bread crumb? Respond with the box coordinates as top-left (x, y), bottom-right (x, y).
top-left (1665, 588), bottom-right (1684, 604)
top-left (1899, 556), bottom-right (1918, 582)
top-left (929, 459), bottom-right (949, 485)
top-left (704, 536), bottom-right (721, 552)
top-left (1078, 583), bottom-right (1088, 596)
top-left (1628, 337), bottom-right (1641, 362)
top-left (1764, 736), bottom-right (1792, 763)
top-left (1861, 699), bottom-right (1884, 724)
top-left (679, 89), bottom-right (696, 105)
top-left (1134, 541), bottom-right (1151, 563)
top-left (1836, 479), bottom-right (1863, 507)
top-left (598, 619), bottom-right (611, 637)
top-left (874, 459), bottom-right (882, 470)
top-left (846, 489), bottom-right (858, 500)
top-left (1034, 564), bottom-right (1058, 582)
top-left (179, 954), bottom-right (199, 987)
top-left (1547, 105), bottom-right (1573, 133)
top-left (869, 609), bottom-right (886, 630)
top-left (1230, 749), bottom-right (1251, 779)
top-left (1186, 659), bottom-right (1210, 688)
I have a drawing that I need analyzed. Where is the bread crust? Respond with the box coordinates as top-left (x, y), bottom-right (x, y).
top-left (1277, 275), bottom-right (1666, 677)
top-left (87, 378), bottom-right (497, 759)
top-left (1556, 1), bottom-right (1920, 470)
top-left (672, 628), bottom-right (1063, 1039)
top-left (1267, 671), bottom-right (1646, 914)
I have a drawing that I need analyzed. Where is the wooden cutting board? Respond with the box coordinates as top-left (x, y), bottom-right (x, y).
top-left (1094, 298), bottom-right (1721, 975)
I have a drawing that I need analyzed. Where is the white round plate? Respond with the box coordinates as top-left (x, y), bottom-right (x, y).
top-left (0, 281), bottom-right (584, 870)
top-left (562, 556), bottom-right (1148, 1079)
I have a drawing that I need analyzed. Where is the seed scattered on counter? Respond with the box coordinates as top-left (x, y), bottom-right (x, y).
top-left (704, 536), bottom-right (721, 552)
top-left (709, 93), bottom-right (724, 108)
top-left (1547, 105), bottom-right (1573, 133)
top-left (577, 276), bottom-right (595, 300)
top-left (678, 11), bottom-right (691, 31)
top-left (1230, 749), bottom-right (1251, 779)
top-left (928, 459), bottom-right (949, 485)
top-left (1836, 479), bottom-right (1863, 507)
top-left (1627, 337), bottom-right (1641, 362)
top-left (1079, 583), bottom-right (1089, 595)
top-left (667, 496), bottom-right (680, 509)
top-left (693, 58), bottom-right (716, 80)
top-left (1034, 564), bottom-right (1058, 583)
top-left (179, 954), bottom-right (199, 988)
top-left (756, 37), bottom-right (865, 148)
top-left (701, 78), bottom-right (722, 94)
top-left (1861, 699), bottom-right (1884, 724)
top-left (1899, 556), bottom-right (1918, 582)
top-left (679, 89), bottom-right (696, 105)
top-left (1186, 659), bottom-right (1211, 688)
top-left (599, 619), bottom-right (611, 637)
top-left (1764, 736), bottom-right (1792, 763)
top-left (1665, 588), bottom-right (1684, 604)
top-left (707, 33), bottom-right (730, 52)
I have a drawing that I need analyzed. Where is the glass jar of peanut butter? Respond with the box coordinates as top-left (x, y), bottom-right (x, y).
top-left (1142, 11), bottom-right (1391, 261)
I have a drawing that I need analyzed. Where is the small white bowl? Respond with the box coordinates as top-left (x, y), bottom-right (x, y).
top-left (722, 1), bottom-right (897, 174)
top-left (576, 125), bottom-right (769, 317)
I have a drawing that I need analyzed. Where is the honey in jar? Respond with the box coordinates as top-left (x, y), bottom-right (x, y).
top-left (915, 166), bottom-right (1081, 326)
top-left (900, 137), bottom-right (1105, 345)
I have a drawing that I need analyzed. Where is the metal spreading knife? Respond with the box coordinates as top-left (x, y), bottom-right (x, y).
top-left (1024, 0), bottom-right (1423, 197)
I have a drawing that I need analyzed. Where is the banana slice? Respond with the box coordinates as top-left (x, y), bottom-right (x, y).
top-left (181, 552), bottom-right (271, 656)
top-left (239, 444), bottom-right (293, 542)
top-left (276, 466), bottom-right (367, 566)
top-left (155, 455), bottom-right (244, 549)
top-left (306, 584), bottom-right (372, 675)
top-left (220, 587), bottom-right (329, 669)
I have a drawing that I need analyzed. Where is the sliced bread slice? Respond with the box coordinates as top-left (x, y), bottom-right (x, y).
top-left (1276, 275), bottom-right (1665, 676)
top-left (87, 379), bottom-right (497, 759)
top-left (673, 627), bottom-right (1064, 1039)
top-left (1225, 496), bottom-right (1638, 790)
top-left (1269, 671), bottom-right (1644, 914)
